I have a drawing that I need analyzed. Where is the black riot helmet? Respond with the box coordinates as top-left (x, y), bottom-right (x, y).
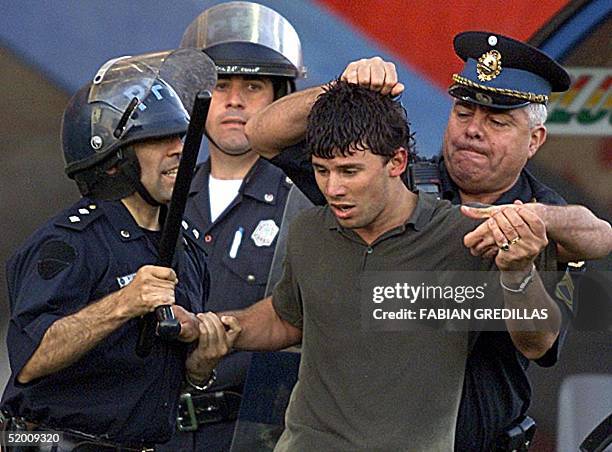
top-left (62, 49), bottom-right (216, 203)
top-left (180, 1), bottom-right (306, 99)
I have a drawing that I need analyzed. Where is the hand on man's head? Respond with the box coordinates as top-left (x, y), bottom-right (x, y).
top-left (341, 57), bottom-right (405, 97)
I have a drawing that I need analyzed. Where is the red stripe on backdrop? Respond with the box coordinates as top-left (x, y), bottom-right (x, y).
top-left (316, 0), bottom-right (569, 89)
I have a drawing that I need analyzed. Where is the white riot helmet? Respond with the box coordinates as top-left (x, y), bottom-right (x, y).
top-left (181, 1), bottom-right (306, 98)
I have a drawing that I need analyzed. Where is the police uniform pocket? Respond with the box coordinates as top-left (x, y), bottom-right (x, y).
top-left (220, 244), bottom-right (275, 287)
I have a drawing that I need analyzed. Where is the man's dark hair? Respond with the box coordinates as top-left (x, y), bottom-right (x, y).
top-left (307, 80), bottom-right (414, 160)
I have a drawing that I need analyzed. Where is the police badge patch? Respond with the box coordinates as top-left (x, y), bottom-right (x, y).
top-left (251, 219), bottom-right (279, 247)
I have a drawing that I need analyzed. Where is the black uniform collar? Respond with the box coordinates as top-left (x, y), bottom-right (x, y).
top-left (494, 169), bottom-right (537, 204)
top-left (98, 199), bottom-right (147, 242)
top-left (438, 158), bottom-right (463, 204)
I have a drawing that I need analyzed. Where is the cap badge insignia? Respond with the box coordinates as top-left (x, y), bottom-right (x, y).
top-left (477, 50), bottom-right (502, 81)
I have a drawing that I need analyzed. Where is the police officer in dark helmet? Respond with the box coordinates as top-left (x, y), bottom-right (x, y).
top-left (0, 50), bottom-right (239, 451)
top-left (241, 32), bottom-right (611, 451)
top-left (156, 3), bottom-right (306, 451)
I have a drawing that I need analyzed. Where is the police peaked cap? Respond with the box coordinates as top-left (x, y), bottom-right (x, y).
top-left (449, 31), bottom-right (571, 109)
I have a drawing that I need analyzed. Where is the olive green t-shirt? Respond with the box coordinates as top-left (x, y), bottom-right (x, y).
top-left (272, 192), bottom-right (486, 451)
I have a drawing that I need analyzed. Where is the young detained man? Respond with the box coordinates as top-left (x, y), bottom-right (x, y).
top-left (216, 82), bottom-right (560, 451)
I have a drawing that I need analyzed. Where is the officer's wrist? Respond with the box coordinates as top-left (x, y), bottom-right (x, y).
top-left (500, 264), bottom-right (536, 293)
top-left (185, 369), bottom-right (217, 391)
top-left (104, 290), bottom-right (132, 321)
top-left (525, 203), bottom-right (548, 226)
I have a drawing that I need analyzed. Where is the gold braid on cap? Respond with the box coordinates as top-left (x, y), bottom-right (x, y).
top-left (451, 74), bottom-right (548, 104)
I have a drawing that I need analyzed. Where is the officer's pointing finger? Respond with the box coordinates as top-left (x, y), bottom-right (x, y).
top-left (460, 205), bottom-right (499, 220)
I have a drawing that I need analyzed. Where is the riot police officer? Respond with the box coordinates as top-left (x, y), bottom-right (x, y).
top-left (0, 50), bottom-right (239, 451)
top-left (158, 3), bottom-right (306, 451)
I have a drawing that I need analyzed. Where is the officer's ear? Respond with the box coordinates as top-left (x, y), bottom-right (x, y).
top-left (528, 125), bottom-right (547, 159)
top-left (388, 147), bottom-right (408, 177)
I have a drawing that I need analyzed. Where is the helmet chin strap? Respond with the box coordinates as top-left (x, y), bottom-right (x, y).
top-left (134, 180), bottom-right (163, 207)
top-left (118, 147), bottom-right (163, 207)
top-left (204, 129), bottom-right (252, 157)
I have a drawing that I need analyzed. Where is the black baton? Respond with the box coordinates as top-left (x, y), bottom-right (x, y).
top-left (137, 91), bottom-right (212, 357)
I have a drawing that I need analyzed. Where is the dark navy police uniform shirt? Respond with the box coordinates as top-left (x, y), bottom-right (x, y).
top-left (269, 145), bottom-right (574, 451)
top-left (439, 159), bottom-right (574, 450)
top-left (1, 198), bottom-right (208, 446)
top-left (185, 158), bottom-right (292, 392)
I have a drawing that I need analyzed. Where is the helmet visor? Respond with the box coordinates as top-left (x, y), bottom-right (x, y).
top-left (181, 1), bottom-right (305, 79)
top-left (87, 49), bottom-right (216, 151)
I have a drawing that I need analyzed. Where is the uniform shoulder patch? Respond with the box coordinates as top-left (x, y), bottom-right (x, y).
top-left (54, 203), bottom-right (104, 231)
top-left (37, 240), bottom-right (77, 280)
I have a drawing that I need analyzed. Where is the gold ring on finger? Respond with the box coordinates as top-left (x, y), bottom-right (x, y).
top-left (509, 236), bottom-right (521, 245)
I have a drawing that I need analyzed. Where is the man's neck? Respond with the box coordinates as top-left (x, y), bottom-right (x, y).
top-left (459, 190), bottom-right (502, 205)
top-left (209, 146), bottom-right (259, 180)
top-left (121, 194), bottom-right (161, 231)
top-left (457, 172), bottom-right (522, 205)
top-left (355, 185), bottom-right (417, 245)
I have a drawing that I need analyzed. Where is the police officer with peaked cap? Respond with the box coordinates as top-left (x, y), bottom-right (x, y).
top-left (0, 49), bottom-right (240, 450)
top-left (157, 3), bottom-right (307, 451)
top-left (443, 31), bottom-right (576, 452)
top-left (237, 30), bottom-right (612, 451)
